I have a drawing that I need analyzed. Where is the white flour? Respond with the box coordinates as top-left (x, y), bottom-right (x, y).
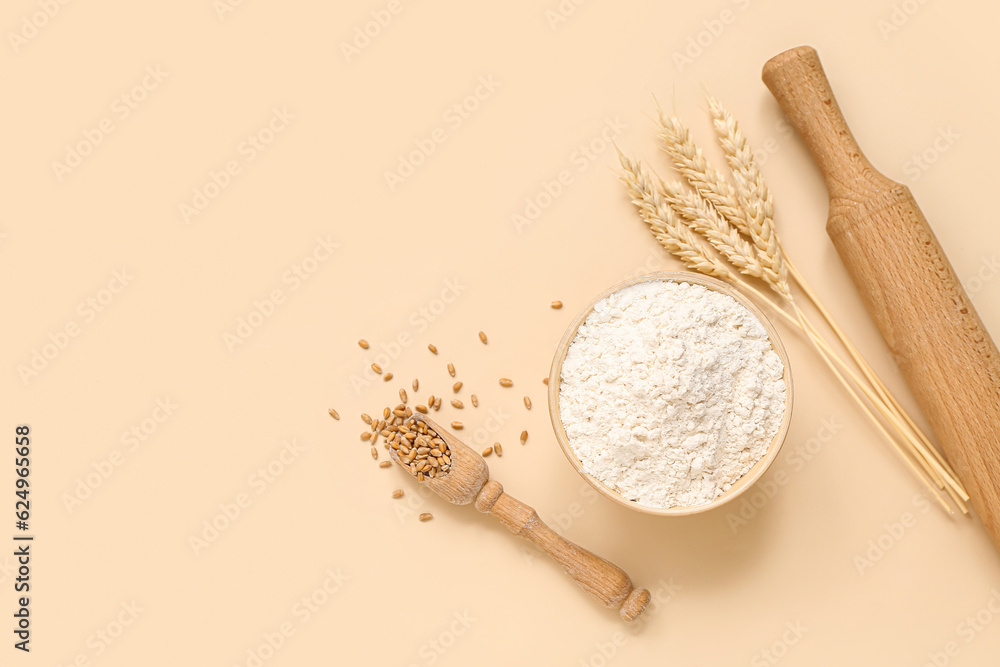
top-left (558, 280), bottom-right (786, 509)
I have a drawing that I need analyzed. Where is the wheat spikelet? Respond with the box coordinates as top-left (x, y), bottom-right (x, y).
top-left (658, 180), bottom-right (770, 282)
top-left (707, 96), bottom-right (790, 296)
top-left (656, 109), bottom-right (750, 236)
top-left (707, 95), bottom-right (770, 217)
top-left (656, 109), bottom-right (789, 299)
top-left (617, 152), bottom-right (735, 282)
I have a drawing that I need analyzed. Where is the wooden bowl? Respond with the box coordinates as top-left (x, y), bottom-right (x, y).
top-left (547, 272), bottom-right (794, 516)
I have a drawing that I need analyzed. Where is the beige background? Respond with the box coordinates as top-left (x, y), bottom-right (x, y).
top-left (4, 0), bottom-right (1000, 664)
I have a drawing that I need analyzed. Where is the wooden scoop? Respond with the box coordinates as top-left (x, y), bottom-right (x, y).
top-left (389, 414), bottom-right (651, 622)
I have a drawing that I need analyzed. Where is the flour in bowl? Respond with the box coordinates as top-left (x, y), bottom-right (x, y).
top-left (557, 279), bottom-right (786, 509)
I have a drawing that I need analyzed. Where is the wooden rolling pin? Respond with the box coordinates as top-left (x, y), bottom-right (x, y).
top-left (762, 46), bottom-right (1000, 549)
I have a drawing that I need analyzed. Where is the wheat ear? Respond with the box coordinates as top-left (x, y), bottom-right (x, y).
top-left (658, 180), bottom-right (771, 282)
top-left (616, 151), bottom-right (735, 283)
top-left (656, 110), bottom-right (790, 300)
top-left (707, 96), bottom-right (789, 294)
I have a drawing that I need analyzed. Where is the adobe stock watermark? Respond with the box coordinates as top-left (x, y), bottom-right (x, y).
top-left (919, 589), bottom-right (1000, 667)
top-left (877, 0), bottom-right (931, 40)
top-left (394, 480), bottom-right (436, 523)
top-left (750, 620), bottom-right (808, 667)
top-left (16, 268), bottom-right (133, 386)
top-left (521, 483), bottom-right (600, 565)
top-left (213, 0), bottom-right (250, 21)
top-left (403, 610), bottom-right (477, 667)
top-left (853, 491), bottom-right (931, 575)
top-left (621, 249), bottom-right (673, 282)
top-left (467, 407), bottom-right (513, 449)
top-left (672, 0), bottom-right (754, 73)
top-left (61, 398), bottom-right (178, 514)
top-left (902, 126), bottom-right (959, 182)
top-left (51, 65), bottom-right (169, 183)
top-left (232, 567), bottom-right (349, 667)
top-left (748, 118), bottom-right (795, 168)
top-left (7, 0), bottom-right (73, 54)
top-left (55, 600), bottom-right (144, 667)
top-left (340, 0), bottom-right (417, 63)
top-left (224, 235), bottom-right (339, 352)
top-left (511, 116), bottom-right (627, 234)
top-left (576, 578), bottom-right (682, 666)
top-left (963, 254), bottom-right (1000, 296)
top-left (178, 107), bottom-right (295, 223)
top-left (726, 416), bottom-right (844, 534)
top-left (544, 0), bottom-right (589, 30)
top-left (383, 75), bottom-right (500, 192)
top-left (188, 439), bottom-right (306, 556)
top-left (349, 277), bottom-right (467, 395)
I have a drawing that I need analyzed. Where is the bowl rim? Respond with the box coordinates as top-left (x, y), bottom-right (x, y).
top-left (547, 271), bottom-right (794, 517)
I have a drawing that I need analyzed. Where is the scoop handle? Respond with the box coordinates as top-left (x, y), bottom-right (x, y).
top-left (475, 480), bottom-right (650, 622)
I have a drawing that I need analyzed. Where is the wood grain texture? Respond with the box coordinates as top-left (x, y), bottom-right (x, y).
top-left (402, 415), bottom-right (488, 505)
top-left (404, 416), bottom-right (651, 621)
top-left (475, 480), bottom-right (650, 622)
top-left (763, 46), bottom-right (1000, 550)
